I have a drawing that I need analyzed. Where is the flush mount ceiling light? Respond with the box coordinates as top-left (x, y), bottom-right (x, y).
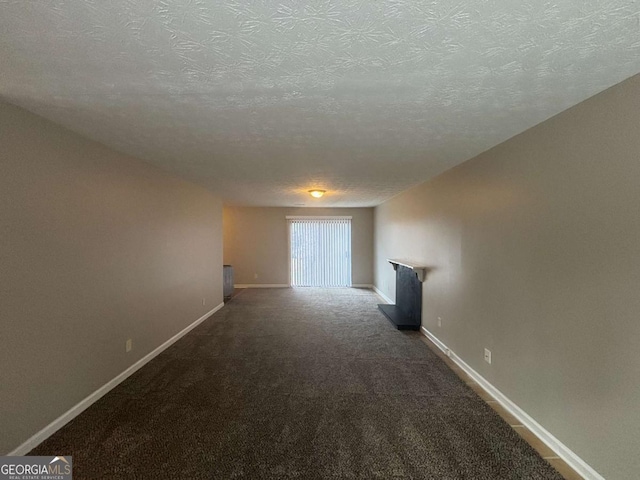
top-left (308, 189), bottom-right (326, 198)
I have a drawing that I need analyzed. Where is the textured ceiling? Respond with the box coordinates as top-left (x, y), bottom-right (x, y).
top-left (1, 1), bottom-right (639, 207)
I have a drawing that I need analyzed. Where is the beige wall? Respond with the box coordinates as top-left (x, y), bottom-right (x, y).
top-left (224, 207), bottom-right (373, 286)
top-left (0, 101), bottom-right (224, 454)
top-left (374, 74), bottom-right (640, 479)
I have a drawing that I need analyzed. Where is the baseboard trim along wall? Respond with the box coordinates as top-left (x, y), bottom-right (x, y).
top-left (420, 327), bottom-right (451, 356)
top-left (351, 284), bottom-right (373, 288)
top-left (7, 302), bottom-right (225, 456)
top-left (420, 326), bottom-right (605, 480)
top-left (372, 285), bottom-right (393, 305)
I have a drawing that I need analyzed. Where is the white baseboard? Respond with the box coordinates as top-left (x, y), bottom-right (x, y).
top-left (372, 285), bottom-right (393, 304)
top-left (7, 301), bottom-right (225, 456)
top-left (420, 327), bottom-right (604, 480)
top-left (351, 284), bottom-right (373, 288)
top-left (420, 326), bottom-right (451, 357)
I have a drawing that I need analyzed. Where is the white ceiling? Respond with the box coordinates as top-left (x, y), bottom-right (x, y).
top-left (1, 1), bottom-right (639, 207)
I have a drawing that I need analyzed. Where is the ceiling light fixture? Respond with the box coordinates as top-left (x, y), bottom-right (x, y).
top-left (308, 189), bottom-right (326, 198)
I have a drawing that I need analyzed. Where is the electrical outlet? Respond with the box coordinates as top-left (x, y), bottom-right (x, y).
top-left (484, 348), bottom-right (492, 364)
top-left (126, 339), bottom-right (132, 353)
top-left (254, 273), bottom-right (258, 279)
top-left (437, 317), bottom-right (442, 328)
top-left (202, 298), bottom-right (206, 306)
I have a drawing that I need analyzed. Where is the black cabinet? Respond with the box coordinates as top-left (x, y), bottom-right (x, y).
top-left (223, 265), bottom-right (234, 300)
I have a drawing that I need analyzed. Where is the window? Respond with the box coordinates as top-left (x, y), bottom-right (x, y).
top-left (287, 216), bottom-right (352, 287)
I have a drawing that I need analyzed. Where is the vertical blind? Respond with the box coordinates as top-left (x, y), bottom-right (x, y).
top-left (288, 217), bottom-right (352, 287)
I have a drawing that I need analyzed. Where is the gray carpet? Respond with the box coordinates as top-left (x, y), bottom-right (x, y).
top-left (31, 288), bottom-right (563, 479)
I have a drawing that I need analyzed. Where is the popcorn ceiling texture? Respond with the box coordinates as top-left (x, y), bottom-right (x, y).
top-left (1, 1), bottom-right (639, 206)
